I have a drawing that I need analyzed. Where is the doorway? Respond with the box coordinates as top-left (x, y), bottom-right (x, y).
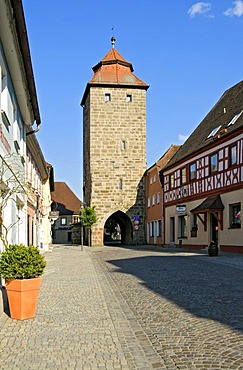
top-left (170, 217), bottom-right (175, 244)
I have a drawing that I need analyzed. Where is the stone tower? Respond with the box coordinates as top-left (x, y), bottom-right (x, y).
top-left (81, 38), bottom-right (149, 246)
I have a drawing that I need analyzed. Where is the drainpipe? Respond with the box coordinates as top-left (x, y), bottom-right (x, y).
top-left (26, 121), bottom-right (41, 136)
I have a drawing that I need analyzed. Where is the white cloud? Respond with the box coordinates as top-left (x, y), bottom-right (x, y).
top-left (188, 2), bottom-right (212, 18)
top-left (224, 0), bottom-right (243, 17)
top-left (178, 134), bottom-right (189, 143)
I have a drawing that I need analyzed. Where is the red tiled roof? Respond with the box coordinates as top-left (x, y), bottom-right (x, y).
top-left (51, 182), bottom-right (81, 215)
top-left (164, 80), bottom-right (243, 169)
top-left (81, 45), bottom-right (149, 106)
top-left (146, 145), bottom-right (181, 173)
top-left (101, 48), bottom-right (130, 66)
top-left (89, 48), bottom-right (148, 87)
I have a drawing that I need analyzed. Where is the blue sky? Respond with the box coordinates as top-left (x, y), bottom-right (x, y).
top-left (23, 1), bottom-right (243, 200)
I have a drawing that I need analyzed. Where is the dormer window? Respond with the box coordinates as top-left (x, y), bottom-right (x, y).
top-left (227, 110), bottom-right (243, 127)
top-left (207, 125), bottom-right (222, 139)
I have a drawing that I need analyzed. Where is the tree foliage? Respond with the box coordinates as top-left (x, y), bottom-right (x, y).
top-left (79, 206), bottom-right (97, 229)
top-left (79, 206), bottom-right (97, 246)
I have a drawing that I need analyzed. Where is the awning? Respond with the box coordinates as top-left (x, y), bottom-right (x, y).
top-left (191, 195), bottom-right (224, 231)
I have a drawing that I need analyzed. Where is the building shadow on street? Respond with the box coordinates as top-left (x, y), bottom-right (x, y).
top-left (107, 251), bottom-right (243, 334)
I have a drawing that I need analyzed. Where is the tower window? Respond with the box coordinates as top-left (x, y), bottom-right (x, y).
top-left (105, 93), bottom-right (111, 102)
top-left (126, 94), bottom-right (132, 102)
top-left (121, 140), bottom-right (126, 150)
top-left (119, 179), bottom-right (123, 190)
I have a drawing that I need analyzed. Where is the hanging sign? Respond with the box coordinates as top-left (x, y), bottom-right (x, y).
top-left (176, 205), bottom-right (186, 214)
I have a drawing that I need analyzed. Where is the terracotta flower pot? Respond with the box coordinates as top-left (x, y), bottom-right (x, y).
top-left (5, 277), bottom-right (42, 320)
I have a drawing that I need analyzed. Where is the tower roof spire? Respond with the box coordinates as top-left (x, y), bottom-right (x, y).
top-left (80, 40), bottom-right (149, 105)
top-left (111, 36), bottom-right (116, 49)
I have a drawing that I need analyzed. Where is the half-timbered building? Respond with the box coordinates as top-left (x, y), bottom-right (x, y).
top-left (145, 145), bottom-right (180, 245)
top-left (161, 81), bottom-right (243, 253)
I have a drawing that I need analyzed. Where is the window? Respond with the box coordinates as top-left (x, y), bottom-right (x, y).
top-left (126, 94), bottom-right (132, 102)
top-left (190, 213), bottom-right (198, 237)
top-left (229, 145), bottom-right (237, 167)
top-left (1, 110), bottom-right (10, 130)
top-left (191, 213), bottom-right (197, 229)
top-left (1, 66), bottom-right (7, 114)
top-left (147, 197), bottom-right (150, 208)
top-left (157, 220), bottom-right (162, 236)
top-left (151, 221), bottom-right (154, 237)
top-left (154, 175), bottom-right (156, 183)
top-left (121, 140), bottom-right (126, 150)
top-left (61, 217), bottom-right (67, 225)
top-left (157, 192), bottom-right (160, 204)
top-left (149, 222), bottom-right (154, 237)
top-left (72, 215), bottom-right (79, 224)
top-left (227, 110), bottom-right (243, 127)
top-left (152, 195), bottom-right (155, 206)
top-left (105, 93), bottom-right (111, 102)
top-left (150, 177), bottom-right (153, 185)
top-left (207, 125), bottom-right (221, 139)
top-left (189, 163), bottom-right (196, 181)
top-left (181, 167), bottom-right (187, 184)
top-left (170, 173), bottom-right (175, 188)
top-left (210, 153), bottom-right (218, 173)
top-left (229, 203), bottom-right (241, 228)
top-left (178, 215), bottom-right (187, 238)
top-left (119, 178), bottom-right (123, 190)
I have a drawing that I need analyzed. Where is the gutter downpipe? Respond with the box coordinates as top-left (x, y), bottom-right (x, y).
top-left (26, 121), bottom-right (41, 136)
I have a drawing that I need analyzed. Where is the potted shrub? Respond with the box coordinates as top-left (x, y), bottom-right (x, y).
top-left (0, 244), bottom-right (46, 320)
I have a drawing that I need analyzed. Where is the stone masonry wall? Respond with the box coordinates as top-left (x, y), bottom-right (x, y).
top-left (83, 86), bottom-right (147, 246)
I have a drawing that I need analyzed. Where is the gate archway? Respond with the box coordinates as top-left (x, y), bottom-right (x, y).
top-left (104, 211), bottom-right (133, 245)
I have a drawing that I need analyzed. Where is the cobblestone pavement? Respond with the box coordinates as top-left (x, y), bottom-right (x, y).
top-left (0, 244), bottom-right (243, 369)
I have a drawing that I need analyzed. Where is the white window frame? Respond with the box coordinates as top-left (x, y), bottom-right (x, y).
top-left (152, 195), bottom-right (155, 206)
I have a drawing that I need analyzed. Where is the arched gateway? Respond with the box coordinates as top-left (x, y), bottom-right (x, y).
top-left (104, 211), bottom-right (133, 245)
top-left (81, 38), bottom-right (149, 246)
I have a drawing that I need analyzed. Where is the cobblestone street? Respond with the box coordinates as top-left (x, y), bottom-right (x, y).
top-left (1, 244), bottom-right (243, 369)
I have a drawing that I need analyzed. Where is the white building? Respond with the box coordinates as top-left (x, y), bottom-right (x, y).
top-left (0, 0), bottom-right (54, 316)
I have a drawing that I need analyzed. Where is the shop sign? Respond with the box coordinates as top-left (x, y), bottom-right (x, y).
top-left (176, 205), bottom-right (186, 214)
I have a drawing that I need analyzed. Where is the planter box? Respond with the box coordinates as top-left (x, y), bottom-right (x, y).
top-left (6, 277), bottom-right (42, 320)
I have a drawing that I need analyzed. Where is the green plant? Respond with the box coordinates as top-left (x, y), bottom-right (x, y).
top-left (79, 206), bottom-right (97, 246)
top-left (0, 244), bottom-right (46, 281)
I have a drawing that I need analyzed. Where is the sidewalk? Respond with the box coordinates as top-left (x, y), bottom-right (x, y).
top-left (1, 244), bottom-right (243, 369)
top-left (162, 245), bottom-right (243, 270)
top-left (0, 245), bottom-right (129, 370)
